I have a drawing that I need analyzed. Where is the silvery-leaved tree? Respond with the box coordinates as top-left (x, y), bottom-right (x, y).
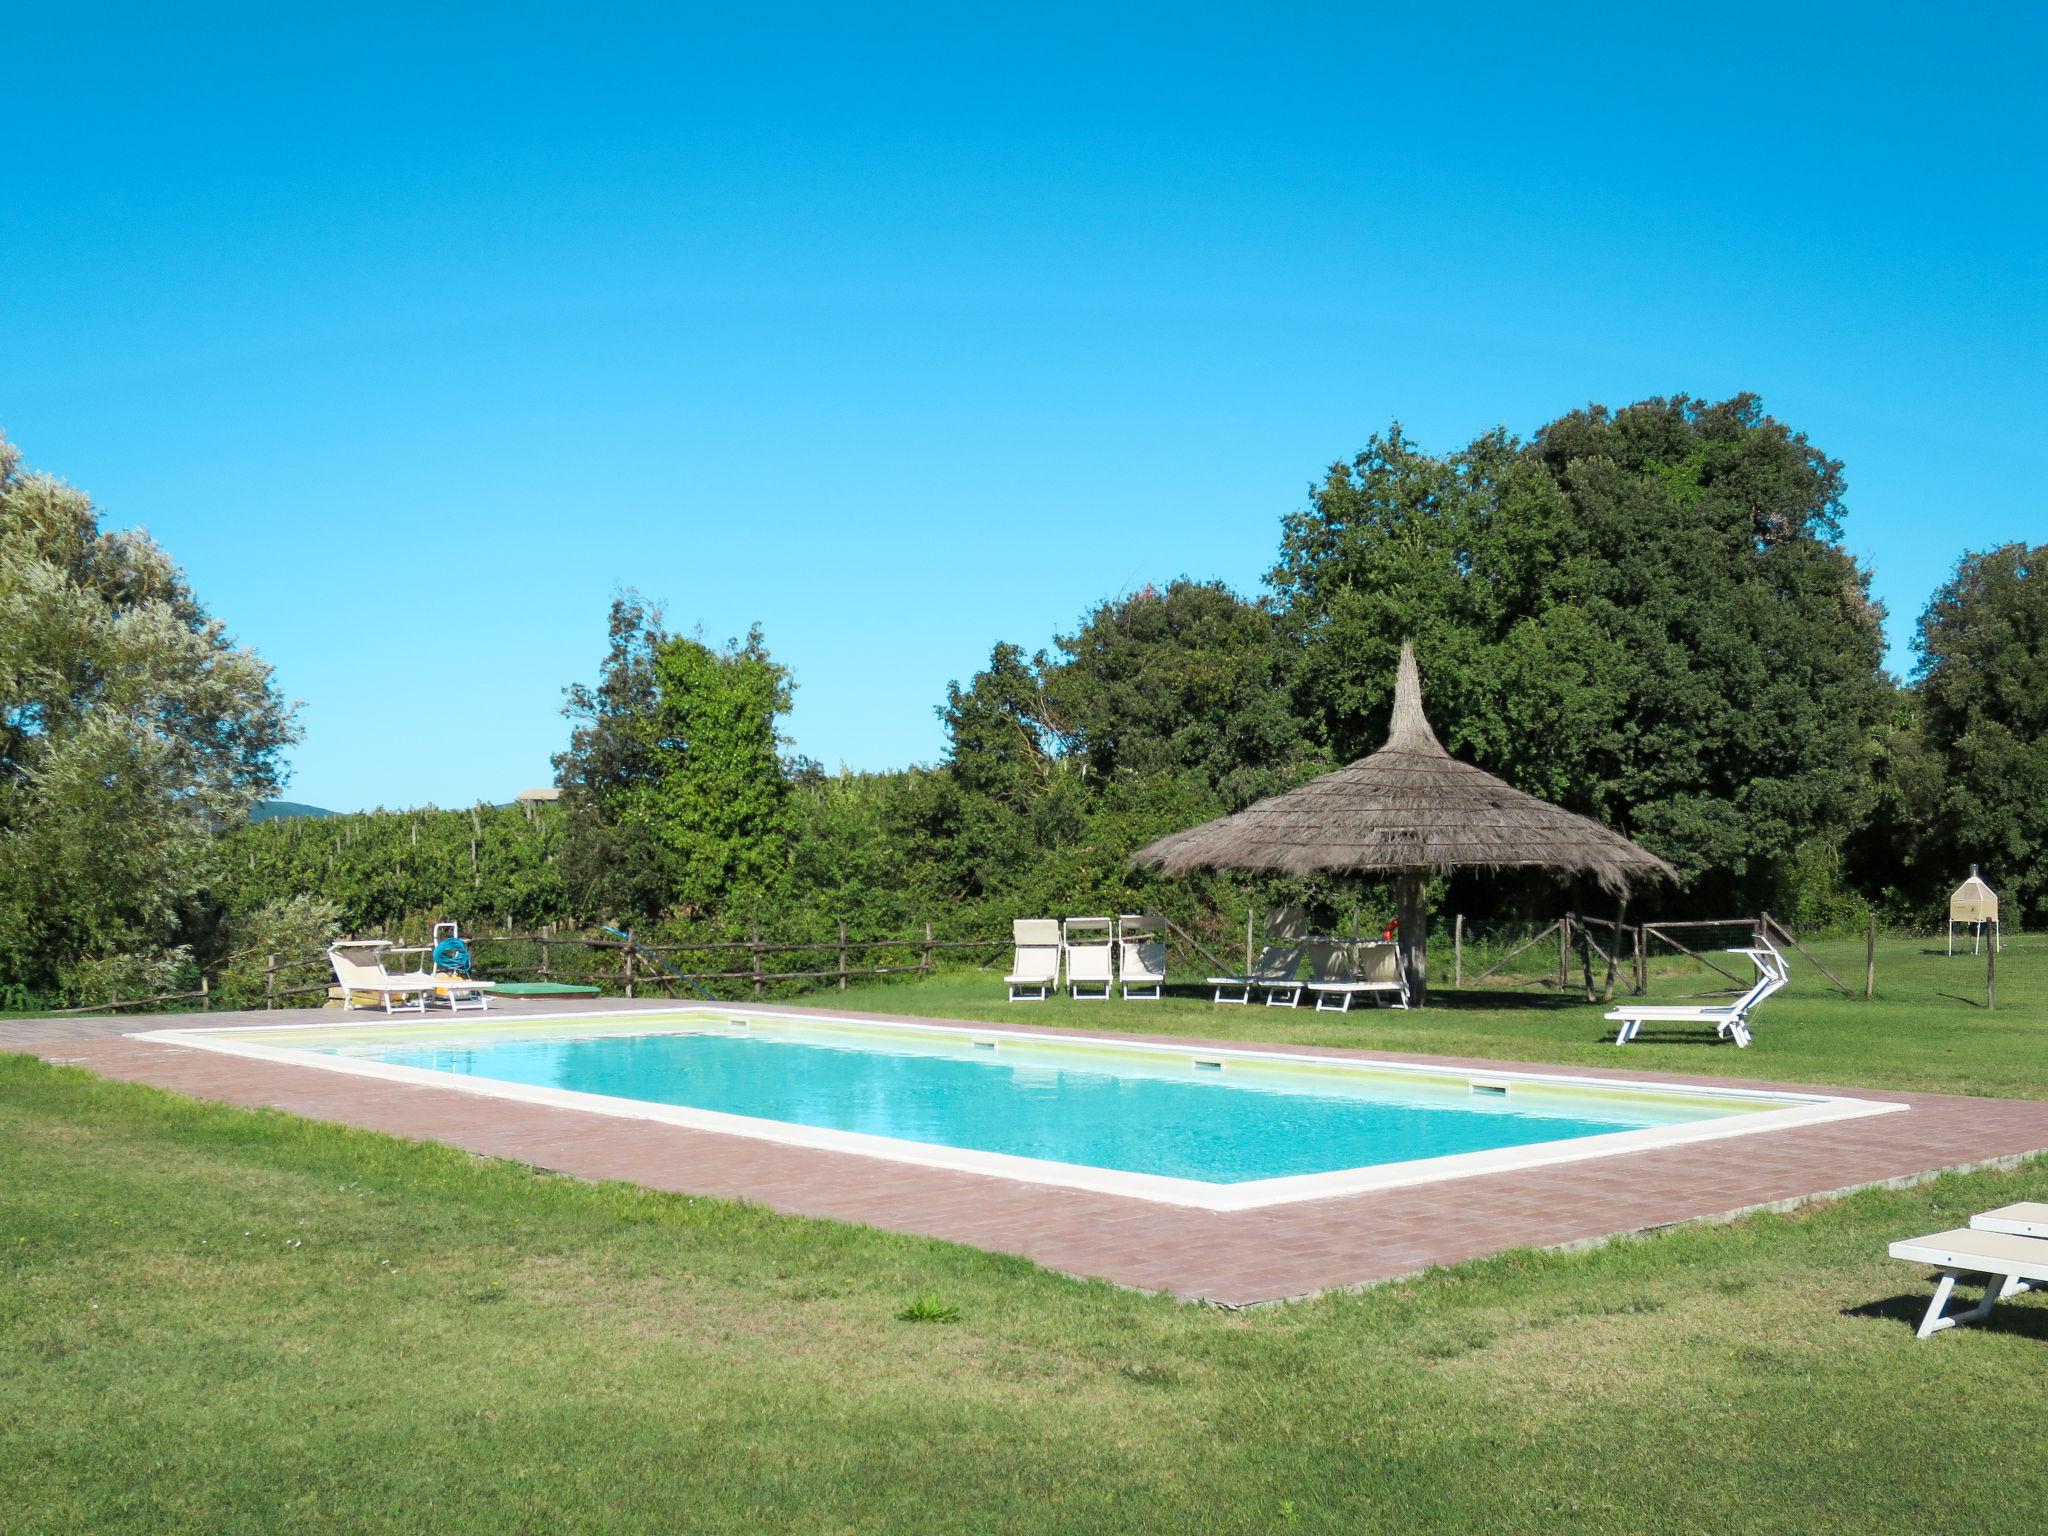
top-left (0, 432), bottom-right (300, 997)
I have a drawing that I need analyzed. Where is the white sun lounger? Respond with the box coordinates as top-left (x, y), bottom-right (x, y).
top-left (1004, 919), bottom-right (1062, 1001)
top-left (1889, 1212), bottom-right (2048, 1337)
top-left (1605, 944), bottom-right (1788, 1048)
top-left (1064, 917), bottom-right (1114, 1001)
top-left (1209, 946), bottom-right (1305, 1006)
top-left (1117, 914), bottom-right (1166, 1000)
top-left (1974, 1202), bottom-right (2048, 1239)
top-left (329, 942), bottom-right (439, 1015)
top-left (1306, 940), bottom-right (1409, 1012)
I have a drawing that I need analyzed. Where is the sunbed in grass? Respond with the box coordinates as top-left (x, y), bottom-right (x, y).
top-left (1605, 943), bottom-right (1787, 1048)
top-left (1208, 946), bottom-right (1305, 1006)
top-left (1003, 919), bottom-right (1062, 1002)
top-left (1064, 917), bottom-right (1114, 1001)
top-left (1117, 914), bottom-right (1166, 1000)
top-left (1305, 939), bottom-right (1409, 1012)
top-left (1889, 1207), bottom-right (2048, 1338)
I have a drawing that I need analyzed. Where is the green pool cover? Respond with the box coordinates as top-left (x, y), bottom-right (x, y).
top-left (490, 982), bottom-right (602, 997)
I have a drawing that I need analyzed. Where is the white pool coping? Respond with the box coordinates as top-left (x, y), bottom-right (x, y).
top-left (133, 1007), bottom-right (1911, 1212)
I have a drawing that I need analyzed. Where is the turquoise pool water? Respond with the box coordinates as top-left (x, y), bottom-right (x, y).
top-left (313, 1020), bottom-right (1756, 1184)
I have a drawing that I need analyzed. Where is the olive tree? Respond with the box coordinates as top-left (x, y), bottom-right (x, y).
top-left (0, 432), bottom-right (298, 995)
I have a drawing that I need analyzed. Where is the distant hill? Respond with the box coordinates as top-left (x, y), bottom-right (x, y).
top-left (251, 800), bottom-right (337, 822)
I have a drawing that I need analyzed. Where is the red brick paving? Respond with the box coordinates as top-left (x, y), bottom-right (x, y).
top-left (18, 1001), bottom-right (2048, 1305)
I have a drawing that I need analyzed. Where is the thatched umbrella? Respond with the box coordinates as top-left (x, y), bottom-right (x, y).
top-left (1130, 643), bottom-right (1676, 1004)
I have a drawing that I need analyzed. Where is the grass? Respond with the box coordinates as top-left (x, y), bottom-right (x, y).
top-left (3, 1054), bottom-right (2048, 1533)
top-left (4, 931), bottom-right (2046, 1531)
top-left (833, 931), bottom-right (2048, 1099)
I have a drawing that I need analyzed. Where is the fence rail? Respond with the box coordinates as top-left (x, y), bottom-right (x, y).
top-left (36, 909), bottom-right (1887, 1016)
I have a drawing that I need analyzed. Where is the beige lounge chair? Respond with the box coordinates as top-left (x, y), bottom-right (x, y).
top-left (1606, 944), bottom-right (1787, 1048)
top-left (1004, 919), bottom-right (1062, 1001)
top-left (1208, 946), bottom-right (1304, 1006)
top-left (329, 941), bottom-right (438, 1014)
top-left (1890, 1210), bottom-right (2048, 1337)
top-left (1305, 940), bottom-right (1409, 1011)
top-left (1064, 917), bottom-right (1114, 1000)
top-left (1117, 914), bottom-right (1166, 1000)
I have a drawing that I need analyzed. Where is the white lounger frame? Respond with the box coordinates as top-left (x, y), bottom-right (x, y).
top-left (1063, 917), bottom-right (1114, 1001)
top-left (1208, 945), bottom-right (1305, 1006)
top-left (328, 942), bottom-right (436, 1015)
top-left (1305, 940), bottom-right (1409, 1012)
top-left (1004, 919), bottom-right (1063, 1002)
top-left (331, 941), bottom-right (495, 1014)
top-left (1117, 914), bottom-right (1166, 1000)
top-left (1891, 1205), bottom-right (2048, 1337)
top-left (1606, 945), bottom-right (1787, 1048)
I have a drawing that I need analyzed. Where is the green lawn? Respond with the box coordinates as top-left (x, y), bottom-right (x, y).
top-left (4, 932), bottom-right (2045, 1532)
top-left (836, 930), bottom-right (2048, 1099)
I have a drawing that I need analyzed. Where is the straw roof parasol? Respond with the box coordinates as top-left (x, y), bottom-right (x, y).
top-left (1131, 643), bottom-right (1676, 892)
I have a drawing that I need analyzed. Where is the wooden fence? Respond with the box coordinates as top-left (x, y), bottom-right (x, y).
top-left (1451, 910), bottom-right (1863, 1001)
top-left (43, 909), bottom-right (1873, 1016)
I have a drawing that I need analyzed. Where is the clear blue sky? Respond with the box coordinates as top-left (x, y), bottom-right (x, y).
top-left (5, 4), bottom-right (2043, 811)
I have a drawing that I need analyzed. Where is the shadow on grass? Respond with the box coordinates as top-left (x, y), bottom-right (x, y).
top-left (1593, 1026), bottom-right (1740, 1048)
top-left (1413, 990), bottom-right (1593, 1014)
top-left (1845, 1288), bottom-right (2048, 1341)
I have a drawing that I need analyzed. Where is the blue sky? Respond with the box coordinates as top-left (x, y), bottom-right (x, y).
top-left (5, 4), bottom-right (2043, 811)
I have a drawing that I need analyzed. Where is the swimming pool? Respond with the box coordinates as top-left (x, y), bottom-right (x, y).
top-left (138, 1009), bottom-right (1905, 1209)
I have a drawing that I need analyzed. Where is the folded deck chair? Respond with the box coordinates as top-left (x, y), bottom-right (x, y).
top-left (427, 972), bottom-right (497, 1012)
top-left (1605, 944), bottom-right (1787, 1048)
top-left (1004, 919), bottom-right (1062, 1001)
top-left (1889, 1208), bottom-right (2048, 1337)
top-left (329, 942), bottom-right (437, 1015)
top-left (1208, 946), bottom-right (1305, 1006)
top-left (1306, 940), bottom-right (1409, 1012)
top-left (1117, 914), bottom-right (1167, 1000)
top-left (1064, 917), bottom-right (1114, 1001)
top-left (380, 942), bottom-right (498, 1013)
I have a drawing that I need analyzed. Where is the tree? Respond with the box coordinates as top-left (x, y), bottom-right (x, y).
top-left (1911, 542), bottom-right (2048, 923)
top-left (1270, 396), bottom-right (1891, 911)
top-left (642, 627), bottom-right (795, 922)
top-left (0, 432), bottom-right (298, 994)
top-left (553, 593), bottom-right (675, 920)
top-left (1043, 581), bottom-right (1323, 808)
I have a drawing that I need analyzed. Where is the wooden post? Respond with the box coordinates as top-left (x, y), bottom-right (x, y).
top-left (1246, 905), bottom-right (1254, 976)
top-left (264, 954), bottom-right (277, 1010)
top-left (1632, 923), bottom-right (1646, 996)
top-left (1396, 872), bottom-right (1427, 1008)
top-left (623, 941), bottom-right (635, 999)
top-left (1600, 901), bottom-right (1626, 1003)
top-left (1987, 931), bottom-right (1996, 1011)
top-left (1558, 914), bottom-right (1571, 988)
top-left (751, 922), bottom-right (764, 998)
top-left (540, 925), bottom-right (552, 981)
top-left (837, 920), bottom-right (848, 991)
top-left (921, 921), bottom-right (935, 979)
top-left (1864, 913), bottom-right (1876, 1001)
top-left (1453, 914), bottom-right (1463, 987)
top-left (199, 974), bottom-right (210, 1014)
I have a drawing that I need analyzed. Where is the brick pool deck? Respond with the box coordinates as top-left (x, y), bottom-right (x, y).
top-left (11, 999), bottom-right (2048, 1306)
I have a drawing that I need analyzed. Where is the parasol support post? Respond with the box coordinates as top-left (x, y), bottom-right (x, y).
top-left (1396, 872), bottom-right (1428, 1008)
